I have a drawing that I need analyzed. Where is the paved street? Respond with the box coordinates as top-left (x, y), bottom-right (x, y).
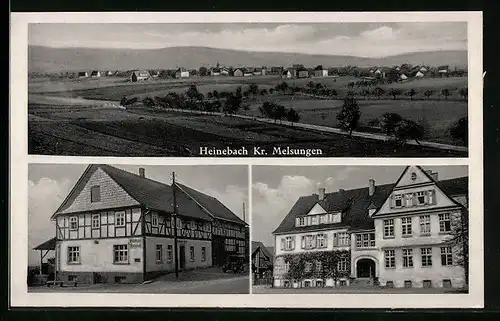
top-left (252, 285), bottom-right (468, 294)
top-left (29, 268), bottom-right (250, 294)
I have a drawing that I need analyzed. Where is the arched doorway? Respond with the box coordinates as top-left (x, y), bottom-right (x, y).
top-left (356, 258), bottom-right (376, 278)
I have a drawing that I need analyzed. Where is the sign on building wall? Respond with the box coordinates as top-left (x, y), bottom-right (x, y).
top-left (129, 238), bottom-right (142, 248)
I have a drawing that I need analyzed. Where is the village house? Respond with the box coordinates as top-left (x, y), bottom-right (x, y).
top-left (77, 71), bottom-right (89, 78)
top-left (130, 70), bottom-right (151, 82)
top-left (220, 67), bottom-right (230, 76)
top-left (272, 166), bottom-right (468, 289)
top-left (282, 70), bottom-right (293, 79)
top-left (90, 70), bottom-right (101, 78)
top-left (313, 65), bottom-right (328, 77)
top-left (252, 241), bottom-right (273, 277)
top-left (269, 66), bottom-right (284, 76)
top-left (233, 68), bottom-right (244, 77)
top-left (415, 71), bottom-right (425, 78)
top-left (175, 68), bottom-right (190, 79)
top-left (297, 66), bottom-right (309, 78)
top-left (252, 67), bottom-right (267, 76)
top-left (399, 74), bottom-right (408, 81)
top-left (36, 164), bottom-right (248, 284)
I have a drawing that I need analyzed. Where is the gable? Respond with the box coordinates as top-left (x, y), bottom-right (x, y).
top-left (56, 166), bottom-right (139, 215)
top-left (307, 203), bottom-right (327, 215)
top-left (374, 166), bottom-right (460, 216)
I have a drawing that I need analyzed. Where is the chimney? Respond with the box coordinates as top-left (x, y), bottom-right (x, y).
top-left (318, 188), bottom-right (325, 201)
top-left (426, 170), bottom-right (438, 181)
top-left (369, 178), bottom-right (375, 196)
top-left (139, 168), bottom-right (145, 178)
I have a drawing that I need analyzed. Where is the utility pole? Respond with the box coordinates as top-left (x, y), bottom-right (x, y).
top-left (172, 172), bottom-right (179, 279)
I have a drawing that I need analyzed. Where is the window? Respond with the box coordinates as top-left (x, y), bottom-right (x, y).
top-left (316, 280), bottom-right (323, 287)
top-left (386, 281), bottom-right (394, 288)
top-left (155, 244), bottom-right (163, 263)
top-left (421, 248), bottom-right (433, 267)
top-left (404, 280), bottom-right (412, 288)
top-left (189, 246), bottom-right (195, 261)
top-left (167, 245), bottom-right (173, 262)
top-left (384, 250), bottom-right (395, 268)
top-left (440, 247), bottom-right (453, 266)
top-left (394, 194), bottom-right (403, 207)
top-left (299, 217), bottom-right (305, 226)
top-left (317, 234), bottom-right (326, 248)
top-left (90, 185), bottom-right (100, 203)
top-left (419, 215), bottom-right (431, 235)
top-left (304, 262), bottom-right (312, 273)
top-left (304, 280), bottom-right (311, 287)
top-left (152, 213), bottom-right (158, 227)
top-left (91, 214), bottom-right (100, 229)
top-left (417, 191), bottom-right (426, 205)
top-left (355, 233), bottom-right (375, 248)
top-left (69, 216), bottom-right (78, 230)
top-left (428, 190), bottom-right (435, 204)
top-left (337, 257), bottom-right (348, 272)
top-left (401, 217), bottom-right (412, 237)
top-left (315, 260), bottom-right (322, 272)
top-left (405, 193), bottom-right (413, 207)
top-left (439, 213), bottom-right (451, 233)
top-left (443, 279), bottom-right (452, 288)
top-left (384, 219), bottom-right (394, 238)
top-left (338, 232), bottom-right (350, 246)
top-left (402, 249), bottom-right (414, 268)
top-left (311, 216), bottom-right (318, 225)
top-left (67, 246), bottom-right (80, 264)
top-left (113, 244), bottom-right (128, 263)
top-left (305, 235), bottom-right (315, 249)
top-left (284, 236), bottom-right (294, 250)
top-left (201, 247), bottom-right (206, 262)
top-left (115, 212), bottom-right (125, 227)
top-left (423, 280), bottom-right (432, 288)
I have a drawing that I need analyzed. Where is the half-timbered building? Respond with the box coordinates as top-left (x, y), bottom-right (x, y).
top-left (272, 166), bottom-right (468, 289)
top-left (48, 164), bottom-right (247, 284)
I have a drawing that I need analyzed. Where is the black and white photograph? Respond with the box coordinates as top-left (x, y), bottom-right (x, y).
top-left (251, 165), bottom-right (469, 294)
top-left (28, 21), bottom-right (469, 157)
top-left (27, 163), bottom-right (250, 294)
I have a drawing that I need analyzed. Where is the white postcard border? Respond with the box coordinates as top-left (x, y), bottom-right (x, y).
top-left (10, 11), bottom-right (483, 308)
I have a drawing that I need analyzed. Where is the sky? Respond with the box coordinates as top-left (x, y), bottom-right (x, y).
top-left (28, 22), bottom-right (467, 58)
top-left (28, 164), bottom-right (248, 266)
top-left (252, 165), bottom-right (468, 247)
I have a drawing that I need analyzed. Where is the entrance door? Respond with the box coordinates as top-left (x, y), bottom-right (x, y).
top-left (356, 258), bottom-right (376, 278)
top-left (179, 246), bottom-right (186, 270)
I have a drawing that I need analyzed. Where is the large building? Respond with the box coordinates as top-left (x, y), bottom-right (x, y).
top-left (42, 164), bottom-right (248, 284)
top-left (272, 166), bottom-right (468, 289)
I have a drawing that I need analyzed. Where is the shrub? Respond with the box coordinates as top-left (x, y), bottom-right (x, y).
top-left (449, 116), bottom-right (468, 145)
top-left (394, 119), bottom-right (425, 145)
top-left (379, 113), bottom-right (403, 135)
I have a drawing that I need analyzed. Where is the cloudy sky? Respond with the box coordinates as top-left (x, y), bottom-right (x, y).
top-left (28, 164), bottom-right (248, 266)
top-left (252, 165), bottom-right (468, 247)
top-left (29, 22), bottom-right (467, 57)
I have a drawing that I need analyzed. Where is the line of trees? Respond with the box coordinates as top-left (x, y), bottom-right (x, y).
top-left (258, 102), bottom-right (300, 125)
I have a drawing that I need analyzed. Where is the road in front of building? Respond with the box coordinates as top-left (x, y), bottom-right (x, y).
top-left (251, 285), bottom-right (468, 294)
top-left (29, 268), bottom-right (250, 294)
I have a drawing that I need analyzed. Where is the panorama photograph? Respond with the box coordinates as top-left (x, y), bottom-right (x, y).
top-left (28, 22), bottom-right (468, 157)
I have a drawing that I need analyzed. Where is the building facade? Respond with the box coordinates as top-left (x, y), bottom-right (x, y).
top-left (175, 68), bottom-right (190, 78)
top-left (47, 164), bottom-right (247, 284)
top-left (272, 166), bottom-right (468, 289)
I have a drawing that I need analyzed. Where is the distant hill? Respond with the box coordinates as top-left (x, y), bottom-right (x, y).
top-left (28, 46), bottom-right (468, 73)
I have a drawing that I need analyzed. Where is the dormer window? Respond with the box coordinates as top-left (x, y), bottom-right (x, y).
top-left (90, 185), bottom-right (100, 203)
top-left (299, 217), bottom-right (305, 226)
top-left (152, 213), bottom-right (158, 227)
top-left (332, 213), bottom-right (341, 223)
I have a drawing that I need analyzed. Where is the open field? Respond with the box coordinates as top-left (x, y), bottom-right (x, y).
top-left (28, 100), bottom-right (466, 157)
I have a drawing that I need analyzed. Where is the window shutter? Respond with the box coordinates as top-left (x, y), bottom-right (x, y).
top-left (295, 218), bottom-right (300, 226)
top-left (412, 192), bottom-right (417, 206)
top-left (301, 236), bottom-right (305, 249)
top-left (430, 190), bottom-right (437, 204)
top-left (323, 234), bottom-right (328, 248)
top-left (390, 194), bottom-right (395, 208)
top-left (333, 233), bottom-right (338, 247)
top-left (401, 194), bottom-right (406, 207)
top-left (425, 191), bottom-right (430, 204)
top-left (281, 238), bottom-right (285, 250)
top-left (291, 236), bottom-right (296, 250)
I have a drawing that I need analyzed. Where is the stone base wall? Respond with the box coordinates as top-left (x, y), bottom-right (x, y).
top-left (57, 271), bottom-right (144, 284)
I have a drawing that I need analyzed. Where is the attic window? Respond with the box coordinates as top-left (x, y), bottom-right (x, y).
top-left (411, 173), bottom-right (417, 181)
top-left (299, 217), bottom-right (305, 226)
top-left (90, 185), bottom-right (101, 203)
top-left (332, 213), bottom-right (341, 223)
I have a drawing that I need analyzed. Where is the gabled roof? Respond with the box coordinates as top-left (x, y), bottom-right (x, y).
top-left (52, 165), bottom-right (244, 223)
top-left (297, 66), bottom-right (308, 72)
top-left (252, 241), bottom-right (273, 259)
top-left (273, 169), bottom-right (468, 234)
top-left (176, 68), bottom-right (188, 72)
top-left (314, 65), bottom-right (325, 71)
